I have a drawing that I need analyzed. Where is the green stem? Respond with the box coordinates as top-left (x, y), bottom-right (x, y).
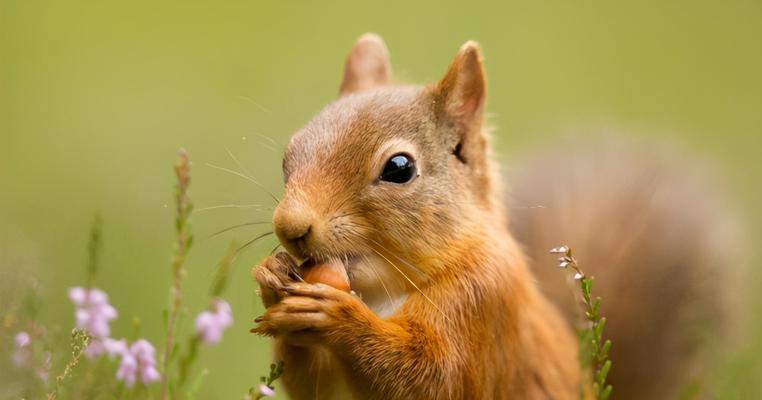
top-left (160, 150), bottom-right (193, 400)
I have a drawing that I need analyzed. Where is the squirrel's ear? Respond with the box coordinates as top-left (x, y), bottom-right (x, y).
top-left (339, 33), bottom-right (391, 96)
top-left (435, 41), bottom-right (486, 129)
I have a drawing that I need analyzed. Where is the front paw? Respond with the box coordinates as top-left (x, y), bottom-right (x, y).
top-left (251, 282), bottom-right (369, 346)
top-left (252, 252), bottom-right (300, 308)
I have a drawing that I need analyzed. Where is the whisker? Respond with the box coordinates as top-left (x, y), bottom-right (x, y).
top-left (206, 162), bottom-right (280, 204)
top-left (363, 236), bottom-right (425, 277)
top-left (224, 147), bottom-right (282, 204)
top-left (256, 141), bottom-right (278, 153)
top-left (332, 202), bottom-right (545, 221)
top-left (335, 210), bottom-right (369, 218)
top-left (360, 252), bottom-right (394, 307)
top-left (194, 203), bottom-right (269, 213)
top-left (269, 243), bottom-right (282, 255)
top-left (253, 132), bottom-right (281, 147)
top-left (366, 246), bottom-right (447, 320)
top-left (224, 146), bottom-right (254, 177)
top-left (236, 231), bottom-right (275, 255)
top-left (242, 134), bottom-right (281, 153)
top-left (237, 95), bottom-right (272, 114)
top-left (206, 221), bottom-right (272, 239)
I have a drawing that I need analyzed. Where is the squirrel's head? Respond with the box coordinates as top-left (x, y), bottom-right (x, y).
top-left (273, 34), bottom-right (503, 299)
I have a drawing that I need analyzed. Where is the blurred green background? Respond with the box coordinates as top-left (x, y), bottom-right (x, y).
top-left (1, 0), bottom-right (761, 398)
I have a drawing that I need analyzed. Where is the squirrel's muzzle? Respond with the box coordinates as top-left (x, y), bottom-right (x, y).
top-left (272, 198), bottom-right (316, 258)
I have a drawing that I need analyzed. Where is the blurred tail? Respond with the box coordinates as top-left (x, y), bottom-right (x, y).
top-left (507, 135), bottom-right (742, 400)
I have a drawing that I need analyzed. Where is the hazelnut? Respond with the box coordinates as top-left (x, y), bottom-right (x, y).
top-left (301, 259), bottom-right (350, 292)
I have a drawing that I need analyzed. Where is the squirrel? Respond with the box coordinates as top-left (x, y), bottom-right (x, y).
top-left (252, 33), bottom-right (736, 400)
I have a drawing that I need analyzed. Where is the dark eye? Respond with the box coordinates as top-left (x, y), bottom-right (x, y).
top-left (380, 153), bottom-right (417, 184)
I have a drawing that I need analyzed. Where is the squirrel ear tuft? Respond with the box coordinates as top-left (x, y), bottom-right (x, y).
top-left (339, 33), bottom-right (392, 96)
top-left (435, 41), bottom-right (486, 127)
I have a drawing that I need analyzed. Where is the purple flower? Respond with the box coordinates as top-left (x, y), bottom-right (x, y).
top-left (11, 331), bottom-right (51, 381)
top-left (68, 287), bottom-right (118, 357)
top-left (116, 339), bottom-right (160, 387)
top-left (38, 352), bottom-right (52, 382)
top-left (195, 298), bottom-right (233, 344)
top-left (86, 337), bottom-right (128, 359)
top-left (15, 331), bottom-right (30, 347)
top-left (258, 384), bottom-right (275, 397)
top-left (12, 331), bottom-right (31, 367)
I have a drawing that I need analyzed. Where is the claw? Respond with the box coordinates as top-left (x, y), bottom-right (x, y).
top-left (250, 325), bottom-right (270, 336)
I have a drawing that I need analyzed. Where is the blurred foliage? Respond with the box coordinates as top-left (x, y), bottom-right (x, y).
top-left (1, 1), bottom-right (761, 398)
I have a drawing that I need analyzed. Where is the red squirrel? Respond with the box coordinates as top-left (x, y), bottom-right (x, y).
top-left (252, 34), bottom-right (735, 399)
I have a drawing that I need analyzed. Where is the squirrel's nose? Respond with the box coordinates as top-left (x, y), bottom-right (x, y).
top-left (273, 202), bottom-right (314, 254)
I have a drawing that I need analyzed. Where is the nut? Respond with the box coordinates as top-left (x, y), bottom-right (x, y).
top-left (301, 259), bottom-right (350, 292)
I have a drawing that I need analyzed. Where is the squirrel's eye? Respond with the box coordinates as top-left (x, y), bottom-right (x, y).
top-left (380, 153), bottom-right (417, 184)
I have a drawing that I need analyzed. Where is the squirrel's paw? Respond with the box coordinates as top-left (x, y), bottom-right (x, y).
top-left (251, 282), bottom-right (369, 346)
top-left (253, 252), bottom-right (300, 308)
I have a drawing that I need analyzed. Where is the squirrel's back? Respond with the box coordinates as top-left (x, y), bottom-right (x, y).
top-left (507, 134), bottom-right (741, 399)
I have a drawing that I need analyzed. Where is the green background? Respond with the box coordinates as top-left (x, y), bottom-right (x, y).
top-left (1, 0), bottom-right (760, 398)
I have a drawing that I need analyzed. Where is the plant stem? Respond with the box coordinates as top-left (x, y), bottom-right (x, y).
top-left (552, 246), bottom-right (613, 400)
top-left (86, 214), bottom-right (102, 289)
top-left (47, 329), bottom-right (91, 400)
top-left (161, 149), bottom-right (193, 400)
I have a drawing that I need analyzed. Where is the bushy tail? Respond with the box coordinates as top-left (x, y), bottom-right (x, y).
top-left (507, 134), bottom-right (742, 400)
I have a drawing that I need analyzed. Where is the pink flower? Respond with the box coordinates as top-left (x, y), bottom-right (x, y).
top-left (12, 331), bottom-right (31, 367)
top-left (195, 298), bottom-right (233, 344)
top-left (104, 338), bottom-right (129, 356)
top-left (68, 287), bottom-right (118, 357)
top-left (38, 352), bottom-right (52, 382)
top-left (258, 384), bottom-right (275, 397)
top-left (86, 337), bottom-right (128, 359)
top-left (116, 339), bottom-right (160, 387)
top-left (11, 331), bottom-right (51, 382)
top-left (15, 331), bottom-right (30, 347)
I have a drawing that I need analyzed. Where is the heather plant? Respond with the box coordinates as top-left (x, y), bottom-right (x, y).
top-left (246, 361), bottom-right (283, 400)
top-left (47, 329), bottom-right (91, 400)
top-left (1, 149), bottom-right (279, 399)
top-left (551, 245), bottom-right (613, 400)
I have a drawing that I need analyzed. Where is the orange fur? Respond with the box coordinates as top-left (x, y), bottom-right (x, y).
top-left (250, 32), bottom-right (740, 400)
top-left (252, 34), bottom-right (579, 399)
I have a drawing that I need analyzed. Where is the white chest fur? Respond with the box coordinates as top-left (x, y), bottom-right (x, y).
top-left (347, 253), bottom-right (410, 319)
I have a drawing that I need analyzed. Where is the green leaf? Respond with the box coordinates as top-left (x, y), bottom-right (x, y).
top-left (186, 368), bottom-right (209, 400)
top-left (581, 278), bottom-right (593, 298)
top-left (592, 297), bottom-right (602, 315)
top-left (597, 360), bottom-right (611, 386)
top-left (594, 317), bottom-right (607, 341)
top-left (601, 384), bottom-right (613, 400)
top-left (600, 340), bottom-right (612, 361)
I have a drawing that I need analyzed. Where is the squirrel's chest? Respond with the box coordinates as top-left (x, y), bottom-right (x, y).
top-left (347, 253), bottom-right (411, 318)
top-left (365, 292), bottom-right (408, 318)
